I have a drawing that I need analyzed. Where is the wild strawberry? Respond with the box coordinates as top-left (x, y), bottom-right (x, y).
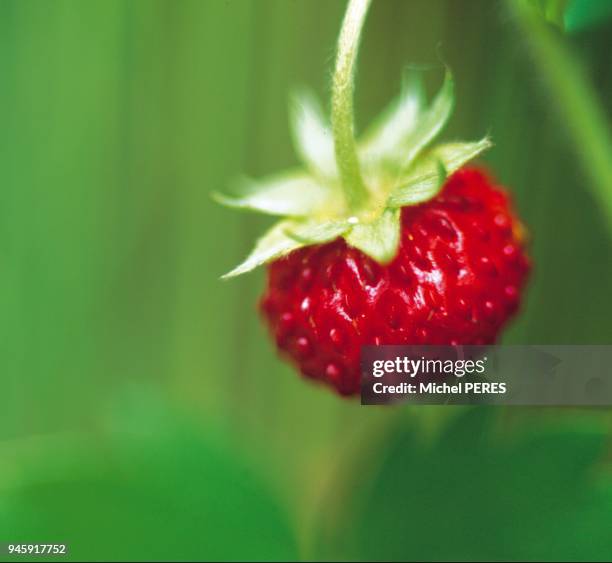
top-left (215, 0), bottom-right (530, 396)
top-left (260, 168), bottom-right (529, 395)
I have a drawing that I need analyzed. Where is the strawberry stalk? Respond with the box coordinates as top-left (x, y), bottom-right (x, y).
top-left (331, 0), bottom-right (372, 213)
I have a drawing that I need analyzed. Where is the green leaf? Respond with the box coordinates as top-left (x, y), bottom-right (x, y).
top-left (521, 0), bottom-right (612, 34)
top-left (222, 220), bottom-right (305, 278)
top-left (359, 69), bottom-right (425, 166)
top-left (345, 208), bottom-right (401, 263)
top-left (0, 392), bottom-right (299, 561)
top-left (565, 0), bottom-right (612, 32)
top-left (397, 69), bottom-right (455, 171)
top-left (213, 171), bottom-right (332, 216)
top-left (285, 218), bottom-right (351, 244)
top-left (527, 0), bottom-right (569, 29)
top-left (315, 409), bottom-right (612, 561)
top-left (289, 88), bottom-right (338, 180)
top-left (388, 136), bottom-right (492, 207)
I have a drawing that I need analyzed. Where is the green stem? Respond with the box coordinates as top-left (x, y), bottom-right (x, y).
top-left (332, 0), bottom-right (372, 212)
top-left (511, 0), bottom-right (612, 238)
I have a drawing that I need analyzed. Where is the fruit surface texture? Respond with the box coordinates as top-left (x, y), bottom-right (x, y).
top-left (260, 168), bottom-right (530, 395)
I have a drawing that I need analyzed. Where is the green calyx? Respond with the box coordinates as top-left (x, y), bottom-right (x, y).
top-left (215, 0), bottom-right (492, 278)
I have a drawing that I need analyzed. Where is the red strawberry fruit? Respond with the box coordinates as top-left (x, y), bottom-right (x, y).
top-left (216, 0), bottom-right (530, 396)
top-left (260, 167), bottom-right (529, 395)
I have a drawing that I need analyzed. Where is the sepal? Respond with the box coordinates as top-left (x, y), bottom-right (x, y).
top-left (345, 208), bottom-right (401, 264)
top-left (359, 69), bottom-right (424, 168)
top-left (213, 171), bottom-right (333, 217)
top-left (396, 69), bottom-right (454, 173)
top-left (289, 88), bottom-right (338, 180)
top-left (285, 218), bottom-right (351, 244)
top-left (388, 137), bottom-right (492, 207)
top-left (221, 220), bottom-right (306, 278)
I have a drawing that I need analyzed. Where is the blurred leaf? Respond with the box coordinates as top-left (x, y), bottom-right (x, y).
top-left (345, 208), bottom-right (401, 263)
top-left (316, 408), bottom-right (612, 561)
top-left (565, 0), bottom-right (612, 32)
top-left (525, 0), bottom-right (612, 32)
top-left (0, 391), bottom-right (298, 562)
top-left (527, 0), bottom-right (569, 28)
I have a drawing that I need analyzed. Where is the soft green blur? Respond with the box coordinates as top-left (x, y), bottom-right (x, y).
top-left (0, 0), bottom-right (611, 560)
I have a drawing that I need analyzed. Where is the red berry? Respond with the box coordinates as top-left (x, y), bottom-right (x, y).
top-left (259, 168), bottom-right (530, 396)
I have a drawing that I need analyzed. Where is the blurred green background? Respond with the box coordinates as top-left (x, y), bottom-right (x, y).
top-left (0, 0), bottom-right (611, 560)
